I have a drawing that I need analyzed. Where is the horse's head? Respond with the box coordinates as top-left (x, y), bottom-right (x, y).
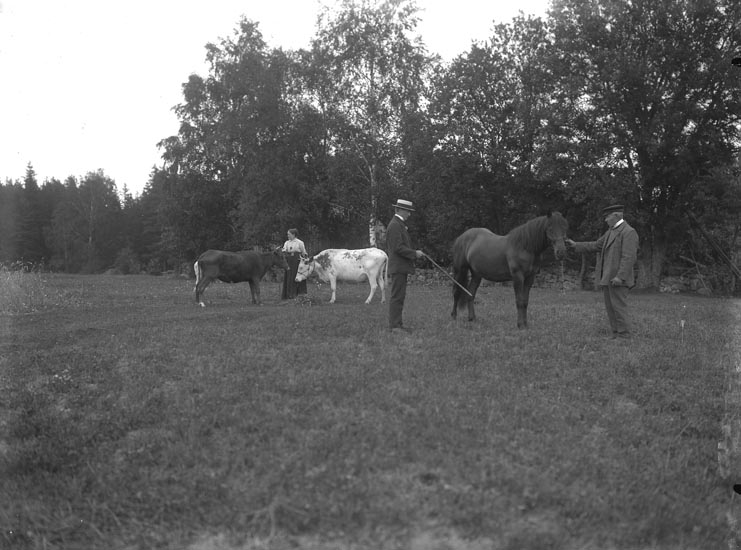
top-left (545, 211), bottom-right (569, 259)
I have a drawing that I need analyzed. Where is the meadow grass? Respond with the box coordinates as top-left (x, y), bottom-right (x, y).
top-left (0, 270), bottom-right (89, 315)
top-left (0, 274), bottom-right (737, 549)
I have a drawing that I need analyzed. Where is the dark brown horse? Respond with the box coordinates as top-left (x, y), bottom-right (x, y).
top-left (451, 212), bottom-right (569, 328)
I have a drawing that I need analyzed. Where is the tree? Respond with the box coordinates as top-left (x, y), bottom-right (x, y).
top-left (161, 19), bottom-right (307, 251)
top-left (309, 0), bottom-right (431, 245)
top-left (0, 181), bottom-right (22, 264)
top-left (74, 171), bottom-right (123, 272)
top-left (48, 182), bottom-right (85, 272)
top-left (426, 13), bottom-right (574, 251)
top-left (549, 0), bottom-right (741, 287)
top-left (18, 163), bottom-right (47, 264)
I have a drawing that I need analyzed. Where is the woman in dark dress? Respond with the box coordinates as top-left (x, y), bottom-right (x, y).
top-left (281, 228), bottom-right (308, 299)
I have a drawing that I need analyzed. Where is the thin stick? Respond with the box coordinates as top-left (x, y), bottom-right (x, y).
top-left (421, 252), bottom-right (473, 297)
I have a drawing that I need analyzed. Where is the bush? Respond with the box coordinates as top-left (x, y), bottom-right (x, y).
top-left (114, 248), bottom-right (141, 275)
top-left (0, 269), bottom-right (88, 314)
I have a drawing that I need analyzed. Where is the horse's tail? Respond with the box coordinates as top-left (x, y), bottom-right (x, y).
top-left (451, 234), bottom-right (471, 311)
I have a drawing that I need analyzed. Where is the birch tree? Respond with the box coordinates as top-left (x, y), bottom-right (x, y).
top-left (309, 0), bottom-right (430, 245)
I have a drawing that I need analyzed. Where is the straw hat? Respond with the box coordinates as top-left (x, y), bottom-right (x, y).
top-left (393, 199), bottom-right (415, 211)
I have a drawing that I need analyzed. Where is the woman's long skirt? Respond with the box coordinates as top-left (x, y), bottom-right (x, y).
top-left (282, 253), bottom-right (307, 299)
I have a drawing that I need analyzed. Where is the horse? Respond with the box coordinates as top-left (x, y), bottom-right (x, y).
top-left (451, 211), bottom-right (569, 328)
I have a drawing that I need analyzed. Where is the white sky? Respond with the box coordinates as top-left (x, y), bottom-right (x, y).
top-left (0, 0), bottom-right (549, 196)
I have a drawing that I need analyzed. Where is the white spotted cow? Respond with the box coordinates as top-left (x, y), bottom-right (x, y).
top-left (295, 248), bottom-right (388, 304)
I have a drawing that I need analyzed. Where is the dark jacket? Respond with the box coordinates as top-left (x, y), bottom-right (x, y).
top-left (386, 215), bottom-right (417, 274)
top-left (573, 221), bottom-right (639, 287)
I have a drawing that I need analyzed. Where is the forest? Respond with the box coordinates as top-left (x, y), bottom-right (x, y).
top-left (1, 0), bottom-right (740, 290)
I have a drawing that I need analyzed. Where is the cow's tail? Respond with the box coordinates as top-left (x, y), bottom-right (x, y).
top-left (193, 260), bottom-right (202, 302)
top-left (383, 252), bottom-right (389, 288)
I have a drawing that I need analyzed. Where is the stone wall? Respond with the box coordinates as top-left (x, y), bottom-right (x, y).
top-left (409, 264), bottom-right (733, 295)
top-left (408, 266), bottom-right (581, 291)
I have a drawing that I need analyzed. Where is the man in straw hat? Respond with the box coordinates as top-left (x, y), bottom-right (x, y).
top-left (387, 199), bottom-right (424, 333)
top-left (566, 204), bottom-right (639, 339)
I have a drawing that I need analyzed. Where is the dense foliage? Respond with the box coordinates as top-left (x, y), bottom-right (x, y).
top-left (2, 0), bottom-right (740, 288)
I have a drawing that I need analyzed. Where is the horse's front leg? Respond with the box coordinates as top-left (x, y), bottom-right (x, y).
top-left (512, 274), bottom-right (528, 329)
top-left (513, 273), bottom-right (534, 329)
top-left (467, 275), bottom-right (482, 322)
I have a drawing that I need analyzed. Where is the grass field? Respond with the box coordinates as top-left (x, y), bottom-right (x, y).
top-left (1, 272), bottom-right (739, 549)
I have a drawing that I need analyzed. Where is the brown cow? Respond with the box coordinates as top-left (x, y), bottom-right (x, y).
top-left (193, 248), bottom-right (288, 307)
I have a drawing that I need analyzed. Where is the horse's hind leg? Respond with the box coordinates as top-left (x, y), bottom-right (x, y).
top-left (513, 274), bottom-right (533, 328)
top-left (451, 273), bottom-right (460, 319)
top-left (451, 264), bottom-right (468, 319)
top-left (466, 274), bottom-right (482, 322)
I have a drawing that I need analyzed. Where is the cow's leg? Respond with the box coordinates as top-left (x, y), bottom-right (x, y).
top-left (379, 270), bottom-right (386, 303)
top-left (329, 276), bottom-right (337, 303)
top-left (194, 262), bottom-right (205, 306)
top-left (195, 277), bottom-right (211, 308)
top-left (365, 274), bottom-right (378, 304)
top-left (249, 279), bottom-right (261, 304)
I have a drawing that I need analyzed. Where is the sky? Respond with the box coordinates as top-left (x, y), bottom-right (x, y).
top-left (0, 0), bottom-right (550, 196)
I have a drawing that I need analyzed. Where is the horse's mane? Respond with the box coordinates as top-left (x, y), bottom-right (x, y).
top-left (506, 215), bottom-right (551, 253)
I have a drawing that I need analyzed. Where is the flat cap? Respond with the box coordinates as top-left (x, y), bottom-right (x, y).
top-left (602, 204), bottom-right (624, 214)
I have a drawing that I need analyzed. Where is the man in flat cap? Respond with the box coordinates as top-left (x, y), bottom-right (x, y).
top-left (567, 205), bottom-right (640, 339)
top-left (387, 199), bottom-right (424, 333)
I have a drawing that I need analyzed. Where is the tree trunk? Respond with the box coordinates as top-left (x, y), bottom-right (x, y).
top-left (369, 214), bottom-right (377, 247)
top-left (635, 229), bottom-right (666, 289)
top-left (732, 222), bottom-right (740, 295)
top-left (578, 252), bottom-right (588, 289)
top-left (369, 216), bottom-right (386, 248)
